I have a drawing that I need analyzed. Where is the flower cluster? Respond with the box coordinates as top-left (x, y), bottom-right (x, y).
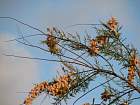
top-left (42, 28), bottom-right (59, 54)
top-left (88, 17), bottom-right (119, 56)
top-left (23, 72), bottom-right (76, 105)
top-left (127, 50), bottom-right (138, 85)
top-left (101, 89), bottom-right (112, 101)
top-left (47, 72), bottom-right (74, 96)
top-left (107, 17), bottom-right (118, 32)
top-left (88, 35), bottom-right (108, 55)
top-left (23, 81), bottom-right (48, 105)
top-left (88, 39), bottom-right (99, 55)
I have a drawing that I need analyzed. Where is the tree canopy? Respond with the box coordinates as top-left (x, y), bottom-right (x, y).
top-left (1, 16), bottom-right (140, 105)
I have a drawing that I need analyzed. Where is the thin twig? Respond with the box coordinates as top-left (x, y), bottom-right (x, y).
top-left (73, 77), bottom-right (115, 105)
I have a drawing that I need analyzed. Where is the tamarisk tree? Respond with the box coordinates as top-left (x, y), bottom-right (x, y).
top-left (1, 17), bottom-right (140, 105)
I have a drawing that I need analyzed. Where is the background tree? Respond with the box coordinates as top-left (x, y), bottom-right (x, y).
top-left (1, 17), bottom-right (140, 105)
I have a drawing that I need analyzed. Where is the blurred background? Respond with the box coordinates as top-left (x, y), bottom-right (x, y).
top-left (0, 0), bottom-right (140, 105)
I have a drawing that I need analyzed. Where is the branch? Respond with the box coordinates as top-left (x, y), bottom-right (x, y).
top-left (0, 17), bottom-right (45, 34)
top-left (73, 77), bottom-right (115, 105)
top-left (108, 89), bottom-right (134, 105)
